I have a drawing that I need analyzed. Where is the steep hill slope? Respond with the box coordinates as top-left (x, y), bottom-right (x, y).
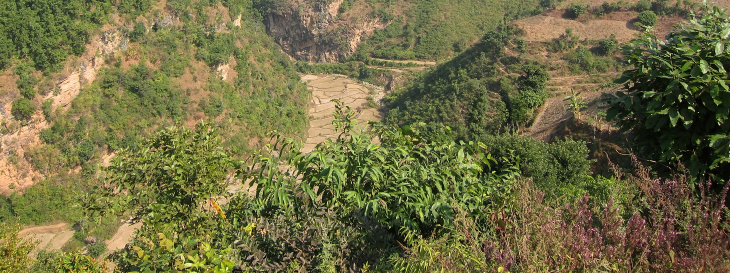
top-left (0, 0), bottom-right (309, 224)
top-left (256, 0), bottom-right (542, 62)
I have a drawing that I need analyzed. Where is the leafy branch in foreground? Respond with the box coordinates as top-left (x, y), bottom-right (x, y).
top-left (242, 101), bottom-right (519, 237)
top-left (607, 7), bottom-right (730, 179)
top-left (103, 122), bottom-right (233, 236)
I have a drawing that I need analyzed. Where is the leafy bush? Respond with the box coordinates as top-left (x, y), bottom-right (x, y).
top-left (634, 0), bottom-right (652, 11)
top-left (540, 0), bottom-right (564, 9)
top-left (566, 3), bottom-right (589, 19)
top-left (481, 135), bottom-right (593, 199)
top-left (245, 104), bottom-right (519, 236)
top-left (104, 122), bottom-right (233, 236)
top-left (129, 21), bottom-right (147, 42)
top-left (486, 167), bottom-right (730, 272)
top-left (11, 98), bottom-right (35, 122)
top-left (0, 0), bottom-right (125, 71)
top-left (31, 251), bottom-right (106, 273)
top-left (0, 223), bottom-right (36, 272)
top-left (607, 7), bottom-right (730, 178)
top-left (386, 25), bottom-right (545, 136)
top-left (596, 34), bottom-right (618, 55)
top-left (636, 10), bottom-right (658, 27)
top-left (86, 241), bottom-right (106, 258)
top-left (565, 45), bottom-right (597, 72)
top-left (546, 28), bottom-right (579, 52)
top-left (593, 1), bottom-right (622, 16)
top-left (116, 234), bottom-right (234, 272)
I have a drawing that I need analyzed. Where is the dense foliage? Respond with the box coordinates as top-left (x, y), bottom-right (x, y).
top-left (637, 10), bottom-right (658, 27)
top-left (5, 1), bottom-right (730, 272)
top-left (352, 0), bottom-right (542, 60)
top-left (105, 123), bottom-right (232, 236)
top-left (385, 25), bottom-right (548, 138)
top-left (102, 111), bottom-right (729, 271)
top-left (0, 0), bottom-right (151, 71)
top-left (608, 7), bottom-right (730, 179)
top-left (1, 0), bottom-right (309, 259)
top-left (0, 223), bottom-right (35, 272)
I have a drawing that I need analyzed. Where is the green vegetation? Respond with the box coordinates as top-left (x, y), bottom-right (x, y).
top-left (1, 0), bottom-right (308, 256)
top-left (356, 0), bottom-right (542, 61)
top-left (635, 0), bottom-right (652, 12)
top-left (10, 98), bottom-right (34, 122)
top-left (566, 3), bottom-right (589, 19)
top-left (0, 223), bottom-right (35, 272)
top-left (608, 7), bottom-right (730, 179)
top-left (385, 25), bottom-right (547, 137)
top-left (99, 106), bottom-right (729, 271)
top-left (636, 10), bottom-right (658, 27)
top-left (4, 1), bottom-right (730, 272)
top-left (0, 0), bottom-right (147, 72)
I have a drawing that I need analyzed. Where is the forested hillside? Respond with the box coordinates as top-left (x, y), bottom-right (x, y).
top-left (2, 0), bottom-right (730, 272)
top-left (1, 0), bottom-right (308, 227)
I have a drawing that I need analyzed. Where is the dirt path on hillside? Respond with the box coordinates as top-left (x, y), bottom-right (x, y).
top-left (106, 222), bottom-right (143, 251)
top-left (526, 90), bottom-right (611, 141)
top-left (526, 73), bottom-right (614, 141)
top-left (301, 74), bottom-right (385, 153)
top-left (370, 58), bottom-right (436, 66)
top-left (19, 223), bottom-right (75, 255)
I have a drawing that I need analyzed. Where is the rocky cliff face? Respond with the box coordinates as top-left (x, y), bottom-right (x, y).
top-left (264, 0), bottom-right (384, 63)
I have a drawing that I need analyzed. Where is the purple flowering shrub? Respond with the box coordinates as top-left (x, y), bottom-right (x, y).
top-left (484, 164), bottom-right (730, 272)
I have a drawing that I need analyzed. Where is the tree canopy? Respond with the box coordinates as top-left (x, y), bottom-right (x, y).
top-left (607, 7), bottom-right (730, 179)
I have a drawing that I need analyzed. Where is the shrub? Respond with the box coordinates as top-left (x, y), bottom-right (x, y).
top-left (547, 28), bottom-right (579, 52)
top-left (129, 21), bottom-right (146, 42)
top-left (482, 135), bottom-right (593, 200)
top-left (564, 46), bottom-right (595, 73)
top-left (116, 234), bottom-right (233, 272)
top-left (0, 223), bottom-right (36, 272)
top-left (593, 1), bottom-right (622, 15)
top-left (607, 7), bottom-right (730, 178)
top-left (11, 98), bottom-right (35, 122)
top-left (487, 166), bottom-right (730, 272)
top-left (566, 3), bottom-right (589, 19)
top-left (634, 0), bottom-right (652, 11)
top-left (86, 241), bottom-right (107, 258)
top-left (636, 10), bottom-right (658, 27)
top-left (32, 251), bottom-right (106, 272)
top-left (596, 34), bottom-right (618, 55)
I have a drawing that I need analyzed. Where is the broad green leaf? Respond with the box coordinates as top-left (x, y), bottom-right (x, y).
top-left (668, 109), bottom-right (679, 127)
top-left (714, 60), bottom-right (727, 74)
top-left (716, 42), bottom-right (725, 56)
top-left (722, 27), bottom-right (730, 39)
top-left (700, 59), bottom-right (710, 74)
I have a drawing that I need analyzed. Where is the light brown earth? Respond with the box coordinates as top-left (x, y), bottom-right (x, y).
top-left (516, 0), bottom-right (730, 44)
top-left (105, 222), bottom-right (143, 251)
top-left (18, 223), bottom-right (75, 255)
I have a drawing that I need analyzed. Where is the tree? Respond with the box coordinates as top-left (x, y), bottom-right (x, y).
top-left (636, 10), bottom-right (658, 27)
top-left (634, 0), bottom-right (652, 12)
top-left (105, 122), bottom-right (233, 236)
top-left (0, 223), bottom-right (36, 272)
top-left (11, 98), bottom-right (35, 122)
top-left (564, 88), bottom-right (587, 120)
top-left (607, 7), bottom-right (730, 178)
top-left (567, 3), bottom-right (589, 19)
top-left (597, 34), bottom-right (618, 56)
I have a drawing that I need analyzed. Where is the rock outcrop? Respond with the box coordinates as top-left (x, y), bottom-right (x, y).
top-left (263, 0), bottom-right (385, 63)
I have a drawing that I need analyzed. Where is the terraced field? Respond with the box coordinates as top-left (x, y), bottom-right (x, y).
top-left (301, 74), bottom-right (385, 152)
